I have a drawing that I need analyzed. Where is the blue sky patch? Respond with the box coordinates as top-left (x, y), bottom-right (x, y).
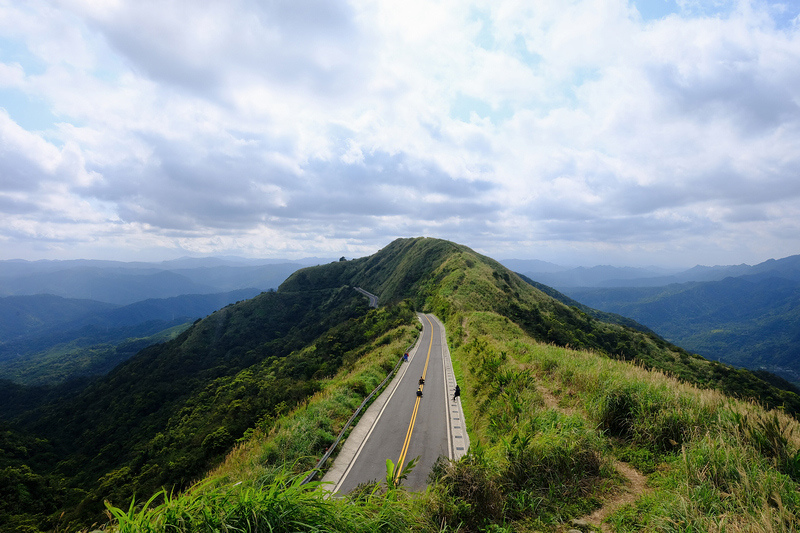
top-left (0, 88), bottom-right (58, 132)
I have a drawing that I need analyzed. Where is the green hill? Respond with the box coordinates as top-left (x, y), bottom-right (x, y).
top-left (565, 275), bottom-right (800, 383)
top-left (0, 289), bottom-right (262, 386)
top-left (4, 285), bottom-right (416, 530)
top-left (3, 237), bottom-right (800, 532)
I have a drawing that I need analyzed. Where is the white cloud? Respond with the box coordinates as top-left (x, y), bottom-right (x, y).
top-left (0, 0), bottom-right (799, 265)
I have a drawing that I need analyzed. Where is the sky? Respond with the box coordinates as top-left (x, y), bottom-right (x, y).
top-left (1, 0), bottom-right (800, 268)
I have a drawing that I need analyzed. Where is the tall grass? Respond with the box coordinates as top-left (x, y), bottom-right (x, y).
top-left (106, 471), bottom-right (425, 533)
top-left (609, 431), bottom-right (800, 532)
top-left (424, 319), bottom-right (617, 532)
top-left (442, 311), bottom-right (800, 531)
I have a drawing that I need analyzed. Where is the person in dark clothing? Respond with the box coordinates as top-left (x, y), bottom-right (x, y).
top-left (453, 384), bottom-right (460, 401)
top-left (419, 376), bottom-right (425, 385)
top-left (416, 386), bottom-right (423, 398)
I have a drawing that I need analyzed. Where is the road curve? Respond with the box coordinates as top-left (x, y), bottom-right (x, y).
top-left (322, 313), bottom-right (469, 494)
top-left (354, 287), bottom-right (378, 307)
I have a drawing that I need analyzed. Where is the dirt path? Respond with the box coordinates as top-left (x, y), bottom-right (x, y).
top-left (579, 459), bottom-right (649, 532)
top-left (539, 384), bottom-right (649, 532)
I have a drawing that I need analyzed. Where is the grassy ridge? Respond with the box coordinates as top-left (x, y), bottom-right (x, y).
top-left (425, 245), bottom-right (800, 416)
top-left (428, 244), bottom-right (800, 530)
top-left (281, 238), bottom-right (466, 306)
top-left (106, 238), bottom-right (800, 532)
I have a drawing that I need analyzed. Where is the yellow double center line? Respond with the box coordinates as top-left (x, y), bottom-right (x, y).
top-left (394, 314), bottom-right (434, 483)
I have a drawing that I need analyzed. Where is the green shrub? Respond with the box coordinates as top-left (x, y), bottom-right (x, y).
top-left (107, 469), bottom-right (426, 533)
top-left (427, 445), bottom-right (505, 532)
top-left (597, 387), bottom-right (637, 438)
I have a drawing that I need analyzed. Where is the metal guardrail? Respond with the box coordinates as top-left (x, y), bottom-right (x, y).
top-left (300, 341), bottom-right (414, 485)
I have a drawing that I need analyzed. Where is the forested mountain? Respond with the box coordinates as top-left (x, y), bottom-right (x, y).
top-left (2, 238), bottom-right (799, 532)
top-left (1, 278), bottom-right (414, 530)
top-left (0, 289), bottom-right (262, 385)
top-left (564, 267), bottom-right (800, 383)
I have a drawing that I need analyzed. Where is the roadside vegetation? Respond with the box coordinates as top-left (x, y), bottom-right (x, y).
top-left (104, 238), bottom-right (800, 532)
top-left (4, 237), bottom-right (800, 532)
top-left (440, 313), bottom-right (800, 531)
top-left (105, 307), bottom-right (800, 532)
top-left (1, 288), bottom-right (417, 531)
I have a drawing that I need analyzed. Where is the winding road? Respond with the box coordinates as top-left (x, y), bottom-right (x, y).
top-left (354, 287), bottom-right (379, 308)
top-left (322, 313), bottom-right (469, 493)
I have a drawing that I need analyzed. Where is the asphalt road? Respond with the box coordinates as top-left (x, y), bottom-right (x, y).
top-left (322, 313), bottom-right (468, 494)
top-left (354, 287), bottom-right (379, 307)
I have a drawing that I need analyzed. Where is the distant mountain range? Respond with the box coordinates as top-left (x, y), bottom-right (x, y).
top-left (0, 256), bottom-right (329, 385)
top-left (0, 257), bottom-right (328, 305)
top-left (0, 289), bottom-right (263, 385)
top-left (547, 254), bottom-right (800, 382)
top-left (499, 258), bottom-right (785, 288)
top-left (4, 252), bottom-right (799, 387)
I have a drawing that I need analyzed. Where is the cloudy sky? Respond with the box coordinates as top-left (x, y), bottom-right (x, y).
top-left (1, 0), bottom-right (799, 267)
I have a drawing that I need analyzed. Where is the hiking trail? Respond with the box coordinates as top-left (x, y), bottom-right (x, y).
top-left (539, 387), bottom-right (650, 533)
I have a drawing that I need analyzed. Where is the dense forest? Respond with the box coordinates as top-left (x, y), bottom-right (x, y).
top-left (565, 273), bottom-right (800, 383)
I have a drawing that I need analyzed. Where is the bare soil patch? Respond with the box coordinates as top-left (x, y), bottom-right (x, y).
top-left (537, 381), bottom-right (649, 532)
top-left (582, 459), bottom-right (649, 532)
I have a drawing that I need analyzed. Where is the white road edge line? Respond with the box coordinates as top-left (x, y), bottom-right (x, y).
top-left (435, 314), bottom-right (455, 460)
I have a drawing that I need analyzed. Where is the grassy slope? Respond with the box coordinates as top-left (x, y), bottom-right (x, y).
top-left (422, 243), bottom-right (800, 531)
top-left (101, 238), bottom-right (800, 532)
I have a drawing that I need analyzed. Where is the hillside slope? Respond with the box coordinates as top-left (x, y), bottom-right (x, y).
top-left (5, 238), bottom-right (800, 532)
top-left (3, 283), bottom-right (414, 530)
top-left (566, 275), bottom-right (800, 382)
top-left (102, 237), bottom-right (800, 532)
